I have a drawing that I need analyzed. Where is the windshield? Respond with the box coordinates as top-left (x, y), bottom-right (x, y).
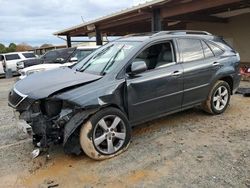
top-left (73, 42), bottom-right (140, 75)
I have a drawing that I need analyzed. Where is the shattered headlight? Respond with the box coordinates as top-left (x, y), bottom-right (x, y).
top-left (27, 68), bottom-right (45, 76)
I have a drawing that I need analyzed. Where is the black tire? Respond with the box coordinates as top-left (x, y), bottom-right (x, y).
top-left (79, 107), bottom-right (131, 160)
top-left (202, 80), bottom-right (231, 115)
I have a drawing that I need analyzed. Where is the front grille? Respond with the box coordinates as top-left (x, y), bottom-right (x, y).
top-left (8, 88), bottom-right (27, 108)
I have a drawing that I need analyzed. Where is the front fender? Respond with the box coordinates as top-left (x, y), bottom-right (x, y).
top-left (63, 109), bottom-right (98, 154)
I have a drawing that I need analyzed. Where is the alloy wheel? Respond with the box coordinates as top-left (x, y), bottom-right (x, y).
top-left (93, 115), bottom-right (126, 155)
top-left (213, 86), bottom-right (229, 111)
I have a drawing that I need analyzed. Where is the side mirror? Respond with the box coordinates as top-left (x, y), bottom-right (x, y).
top-left (55, 58), bottom-right (64, 63)
top-left (70, 57), bottom-right (78, 62)
top-left (130, 60), bottom-right (147, 75)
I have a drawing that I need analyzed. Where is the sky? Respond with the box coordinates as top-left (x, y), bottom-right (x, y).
top-left (0, 0), bottom-right (147, 47)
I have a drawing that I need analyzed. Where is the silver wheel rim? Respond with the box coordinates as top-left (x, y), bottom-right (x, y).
top-left (93, 115), bottom-right (126, 155)
top-left (213, 86), bottom-right (229, 111)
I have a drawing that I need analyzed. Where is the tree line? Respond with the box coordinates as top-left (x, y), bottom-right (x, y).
top-left (0, 43), bottom-right (53, 54)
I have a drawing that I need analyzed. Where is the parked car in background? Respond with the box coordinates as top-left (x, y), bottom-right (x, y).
top-left (0, 55), bottom-right (5, 76)
top-left (0, 52), bottom-right (36, 74)
top-left (17, 46), bottom-right (98, 71)
top-left (9, 31), bottom-right (241, 160)
top-left (19, 46), bottom-right (98, 79)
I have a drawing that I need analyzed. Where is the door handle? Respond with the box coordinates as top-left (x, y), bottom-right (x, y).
top-left (171, 70), bottom-right (182, 76)
top-left (213, 62), bottom-right (220, 66)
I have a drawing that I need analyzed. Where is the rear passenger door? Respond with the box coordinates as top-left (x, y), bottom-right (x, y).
top-left (177, 38), bottom-right (219, 108)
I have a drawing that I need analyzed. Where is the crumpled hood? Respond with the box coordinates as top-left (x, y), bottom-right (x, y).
top-left (15, 67), bottom-right (102, 99)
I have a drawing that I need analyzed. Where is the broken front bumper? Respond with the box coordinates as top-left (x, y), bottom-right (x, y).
top-left (13, 110), bottom-right (32, 134)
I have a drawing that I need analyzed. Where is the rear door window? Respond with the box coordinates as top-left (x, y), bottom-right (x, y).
top-left (5, 54), bottom-right (21, 61)
top-left (177, 38), bottom-right (204, 62)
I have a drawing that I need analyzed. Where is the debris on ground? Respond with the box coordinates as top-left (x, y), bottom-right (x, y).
top-left (39, 179), bottom-right (59, 188)
top-left (236, 88), bottom-right (250, 97)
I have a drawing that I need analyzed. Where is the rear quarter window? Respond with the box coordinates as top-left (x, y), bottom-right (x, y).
top-left (207, 42), bottom-right (224, 56)
top-left (5, 54), bottom-right (21, 61)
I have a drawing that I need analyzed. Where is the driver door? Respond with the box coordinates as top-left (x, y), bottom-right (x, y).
top-left (126, 41), bottom-right (184, 124)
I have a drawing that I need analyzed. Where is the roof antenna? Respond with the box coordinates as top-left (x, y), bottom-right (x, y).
top-left (81, 16), bottom-right (85, 23)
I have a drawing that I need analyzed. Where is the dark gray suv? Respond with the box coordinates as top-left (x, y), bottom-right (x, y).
top-left (8, 30), bottom-right (241, 160)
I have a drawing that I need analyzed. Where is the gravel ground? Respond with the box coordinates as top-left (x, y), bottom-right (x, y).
top-left (0, 77), bottom-right (249, 188)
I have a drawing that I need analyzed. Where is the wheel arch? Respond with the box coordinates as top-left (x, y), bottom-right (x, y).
top-left (218, 76), bottom-right (234, 95)
top-left (63, 104), bottom-right (127, 155)
top-left (210, 74), bottom-right (234, 96)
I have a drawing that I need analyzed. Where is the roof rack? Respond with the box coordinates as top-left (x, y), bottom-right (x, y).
top-left (123, 32), bottom-right (157, 38)
top-left (152, 30), bottom-right (212, 37)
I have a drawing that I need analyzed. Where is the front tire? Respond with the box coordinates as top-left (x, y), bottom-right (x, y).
top-left (79, 107), bottom-right (131, 160)
top-left (202, 80), bottom-right (231, 115)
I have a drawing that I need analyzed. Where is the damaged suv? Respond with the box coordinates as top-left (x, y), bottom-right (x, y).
top-left (8, 31), bottom-right (241, 160)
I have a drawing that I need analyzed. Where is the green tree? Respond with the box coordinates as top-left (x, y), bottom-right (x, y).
top-left (0, 43), bottom-right (7, 53)
top-left (40, 43), bottom-right (53, 48)
top-left (7, 43), bottom-right (17, 52)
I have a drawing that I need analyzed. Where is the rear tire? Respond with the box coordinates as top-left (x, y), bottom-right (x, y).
top-left (79, 107), bottom-right (131, 160)
top-left (202, 80), bottom-right (231, 115)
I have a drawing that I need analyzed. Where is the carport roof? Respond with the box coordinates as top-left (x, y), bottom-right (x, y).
top-left (53, 0), bottom-right (249, 37)
top-left (53, 0), bottom-right (167, 36)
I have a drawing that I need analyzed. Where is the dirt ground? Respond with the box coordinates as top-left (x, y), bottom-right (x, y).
top-left (0, 77), bottom-right (249, 188)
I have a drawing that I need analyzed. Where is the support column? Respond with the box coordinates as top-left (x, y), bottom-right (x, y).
top-left (151, 9), bottom-right (162, 32)
top-left (66, 35), bottom-right (72, 48)
top-left (95, 27), bottom-right (103, 46)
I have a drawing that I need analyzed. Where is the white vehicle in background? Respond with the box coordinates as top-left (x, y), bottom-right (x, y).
top-left (0, 56), bottom-right (4, 76)
top-left (0, 52), bottom-right (36, 74)
top-left (19, 46), bottom-right (99, 80)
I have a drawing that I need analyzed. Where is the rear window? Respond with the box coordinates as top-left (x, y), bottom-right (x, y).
top-left (5, 54), bottom-right (21, 61)
top-left (56, 48), bottom-right (76, 63)
top-left (44, 51), bottom-right (58, 58)
top-left (22, 53), bottom-right (36, 58)
top-left (43, 48), bottom-right (76, 63)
